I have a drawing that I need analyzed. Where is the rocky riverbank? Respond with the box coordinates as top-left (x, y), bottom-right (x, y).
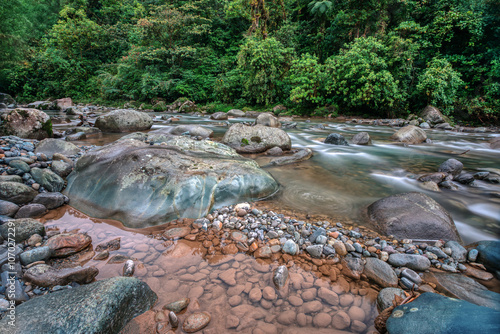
top-left (1, 96), bottom-right (500, 333)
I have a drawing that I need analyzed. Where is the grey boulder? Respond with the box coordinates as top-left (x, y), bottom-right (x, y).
top-left (0, 108), bottom-right (52, 140)
top-left (64, 138), bottom-right (278, 228)
top-left (366, 192), bottom-right (461, 241)
top-left (35, 138), bottom-right (79, 159)
top-left (390, 125), bottom-right (427, 144)
top-left (0, 276), bottom-right (157, 334)
top-left (95, 109), bottom-right (153, 133)
top-left (222, 123), bottom-right (291, 153)
top-left (0, 181), bottom-right (38, 204)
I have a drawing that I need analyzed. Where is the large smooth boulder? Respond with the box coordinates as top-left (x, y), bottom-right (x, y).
top-left (0, 276), bottom-right (158, 334)
top-left (222, 123), bottom-right (291, 153)
top-left (0, 108), bottom-right (52, 139)
top-left (95, 109), bottom-right (153, 133)
top-left (390, 125), bottom-right (427, 144)
top-left (438, 159), bottom-right (463, 177)
top-left (255, 113), bottom-right (281, 128)
top-left (475, 240), bottom-right (500, 278)
top-left (35, 138), bottom-right (80, 158)
top-left (27, 100), bottom-right (56, 110)
top-left (420, 105), bottom-right (447, 125)
top-left (64, 137), bottom-right (278, 228)
top-left (351, 132), bottom-right (371, 145)
top-left (55, 97), bottom-right (73, 110)
top-left (0, 181), bottom-right (38, 204)
top-left (386, 292), bottom-right (500, 334)
top-left (366, 192), bottom-right (460, 241)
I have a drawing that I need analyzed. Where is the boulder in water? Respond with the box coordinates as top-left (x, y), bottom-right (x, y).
top-left (351, 132), bottom-right (371, 145)
top-left (227, 109), bottom-right (245, 117)
top-left (324, 133), bottom-right (349, 146)
top-left (255, 113), bottom-right (281, 128)
top-left (390, 125), bottom-right (427, 144)
top-left (0, 276), bottom-right (157, 334)
top-left (222, 123), bottom-right (291, 153)
top-left (366, 192), bottom-right (461, 241)
top-left (210, 112), bottom-right (228, 120)
top-left (386, 292), bottom-right (500, 334)
top-left (438, 159), bottom-right (463, 178)
top-left (0, 108), bottom-right (52, 139)
top-left (64, 137), bottom-right (278, 228)
top-left (95, 109), bottom-right (153, 133)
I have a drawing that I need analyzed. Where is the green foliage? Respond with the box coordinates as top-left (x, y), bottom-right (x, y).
top-left (237, 37), bottom-right (295, 105)
top-left (323, 37), bottom-right (403, 115)
top-left (288, 53), bottom-right (323, 105)
top-left (417, 57), bottom-right (464, 115)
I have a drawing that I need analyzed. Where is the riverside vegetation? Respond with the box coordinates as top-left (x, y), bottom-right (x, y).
top-left (0, 0), bottom-right (499, 123)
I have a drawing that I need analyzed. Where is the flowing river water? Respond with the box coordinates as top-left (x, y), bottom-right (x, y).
top-left (45, 111), bottom-right (500, 333)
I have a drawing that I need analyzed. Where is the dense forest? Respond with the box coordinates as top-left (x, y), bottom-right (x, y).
top-left (0, 0), bottom-right (499, 123)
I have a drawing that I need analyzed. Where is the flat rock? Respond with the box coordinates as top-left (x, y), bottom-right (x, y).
top-left (35, 139), bottom-right (79, 159)
top-left (44, 233), bottom-right (92, 257)
top-left (0, 276), bottom-right (157, 333)
top-left (366, 192), bottom-right (461, 241)
top-left (163, 298), bottom-right (190, 313)
top-left (24, 264), bottom-right (99, 287)
top-left (386, 292), bottom-right (500, 334)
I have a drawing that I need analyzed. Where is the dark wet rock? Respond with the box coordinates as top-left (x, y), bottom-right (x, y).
top-left (108, 254), bottom-right (130, 264)
top-left (420, 105), bottom-right (447, 125)
top-left (417, 172), bottom-right (447, 183)
top-left (14, 203), bottom-right (47, 218)
top-left (387, 292), bottom-right (500, 334)
top-left (424, 271), bottom-right (500, 310)
top-left (95, 237), bottom-right (121, 252)
top-left (6, 279), bottom-right (29, 303)
top-left (20, 246), bottom-right (52, 265)
top-left (0, 181), bottom-right (38, 204)
top-left (265, 148), bottom-right (313, 167)
top-left (161, 124), bottom-right (213, 138)
top-left (366, 192), bottom-right (460, 241)
top-left (227, 109), bottom-right (245, 117)
top-left (377, 288), bottom-right (407, 311)
top-left (33, 192), bottom-right (68, 210)
top-left (163, 298), bottom-right (190, 313)
top-left (351, 132), bottom-right (372, 145)
top-left (0, 218), bottom-right (45, 242)
top-left (222, 123), bottom-right (291, 153)
top-left (0, 108), bottom-right (52, 140)
top-left (0, 93), bottom-right (16, 105)
top-left (94, 250), bottom-right (109, 260)
top-left (95, 109), bottom-right (153, 133)
top-left (438, 159), bottom-right (463, 177)
top-left (44, 233), bottom-right (92, 257)
top-left (183, 312), bottom-right (211, 333)
top-left (210, 112), bottom-right (228, 120)
top-left (0, 276), bottom-right (157, 333)
top-left (31, 167), bottom-right (64, 192)
top-left (0, 199), bottom-right (19, 217)
top-left (64, 138), bottom-right (278, 228)
top-left (273, 265), bottom-right (289, 289)
top-left (454, 173), bottom-right (474, 185)
top-left (24, 264), bottom-right (98, 287)
top-left (324, 133), bottom-right (349, 146)
top-left (475, 240), bottom-right (500, 278)
top-left (364, 258), bottom-right (398, 288)
top-left (34, 138), bottom-right (79, 159)
top-left (439, 180), bottom-right (459, 190)
top-left (445, 241), bottom-right (467, 262)
top-left (255, 113), bottom-right (281, 128)
top-left (388, 254), bottom-right (430, 271)
top-left (342, 255), bottom-right (365, 280)
top-left (390, 125), bottom-right (427, 144)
